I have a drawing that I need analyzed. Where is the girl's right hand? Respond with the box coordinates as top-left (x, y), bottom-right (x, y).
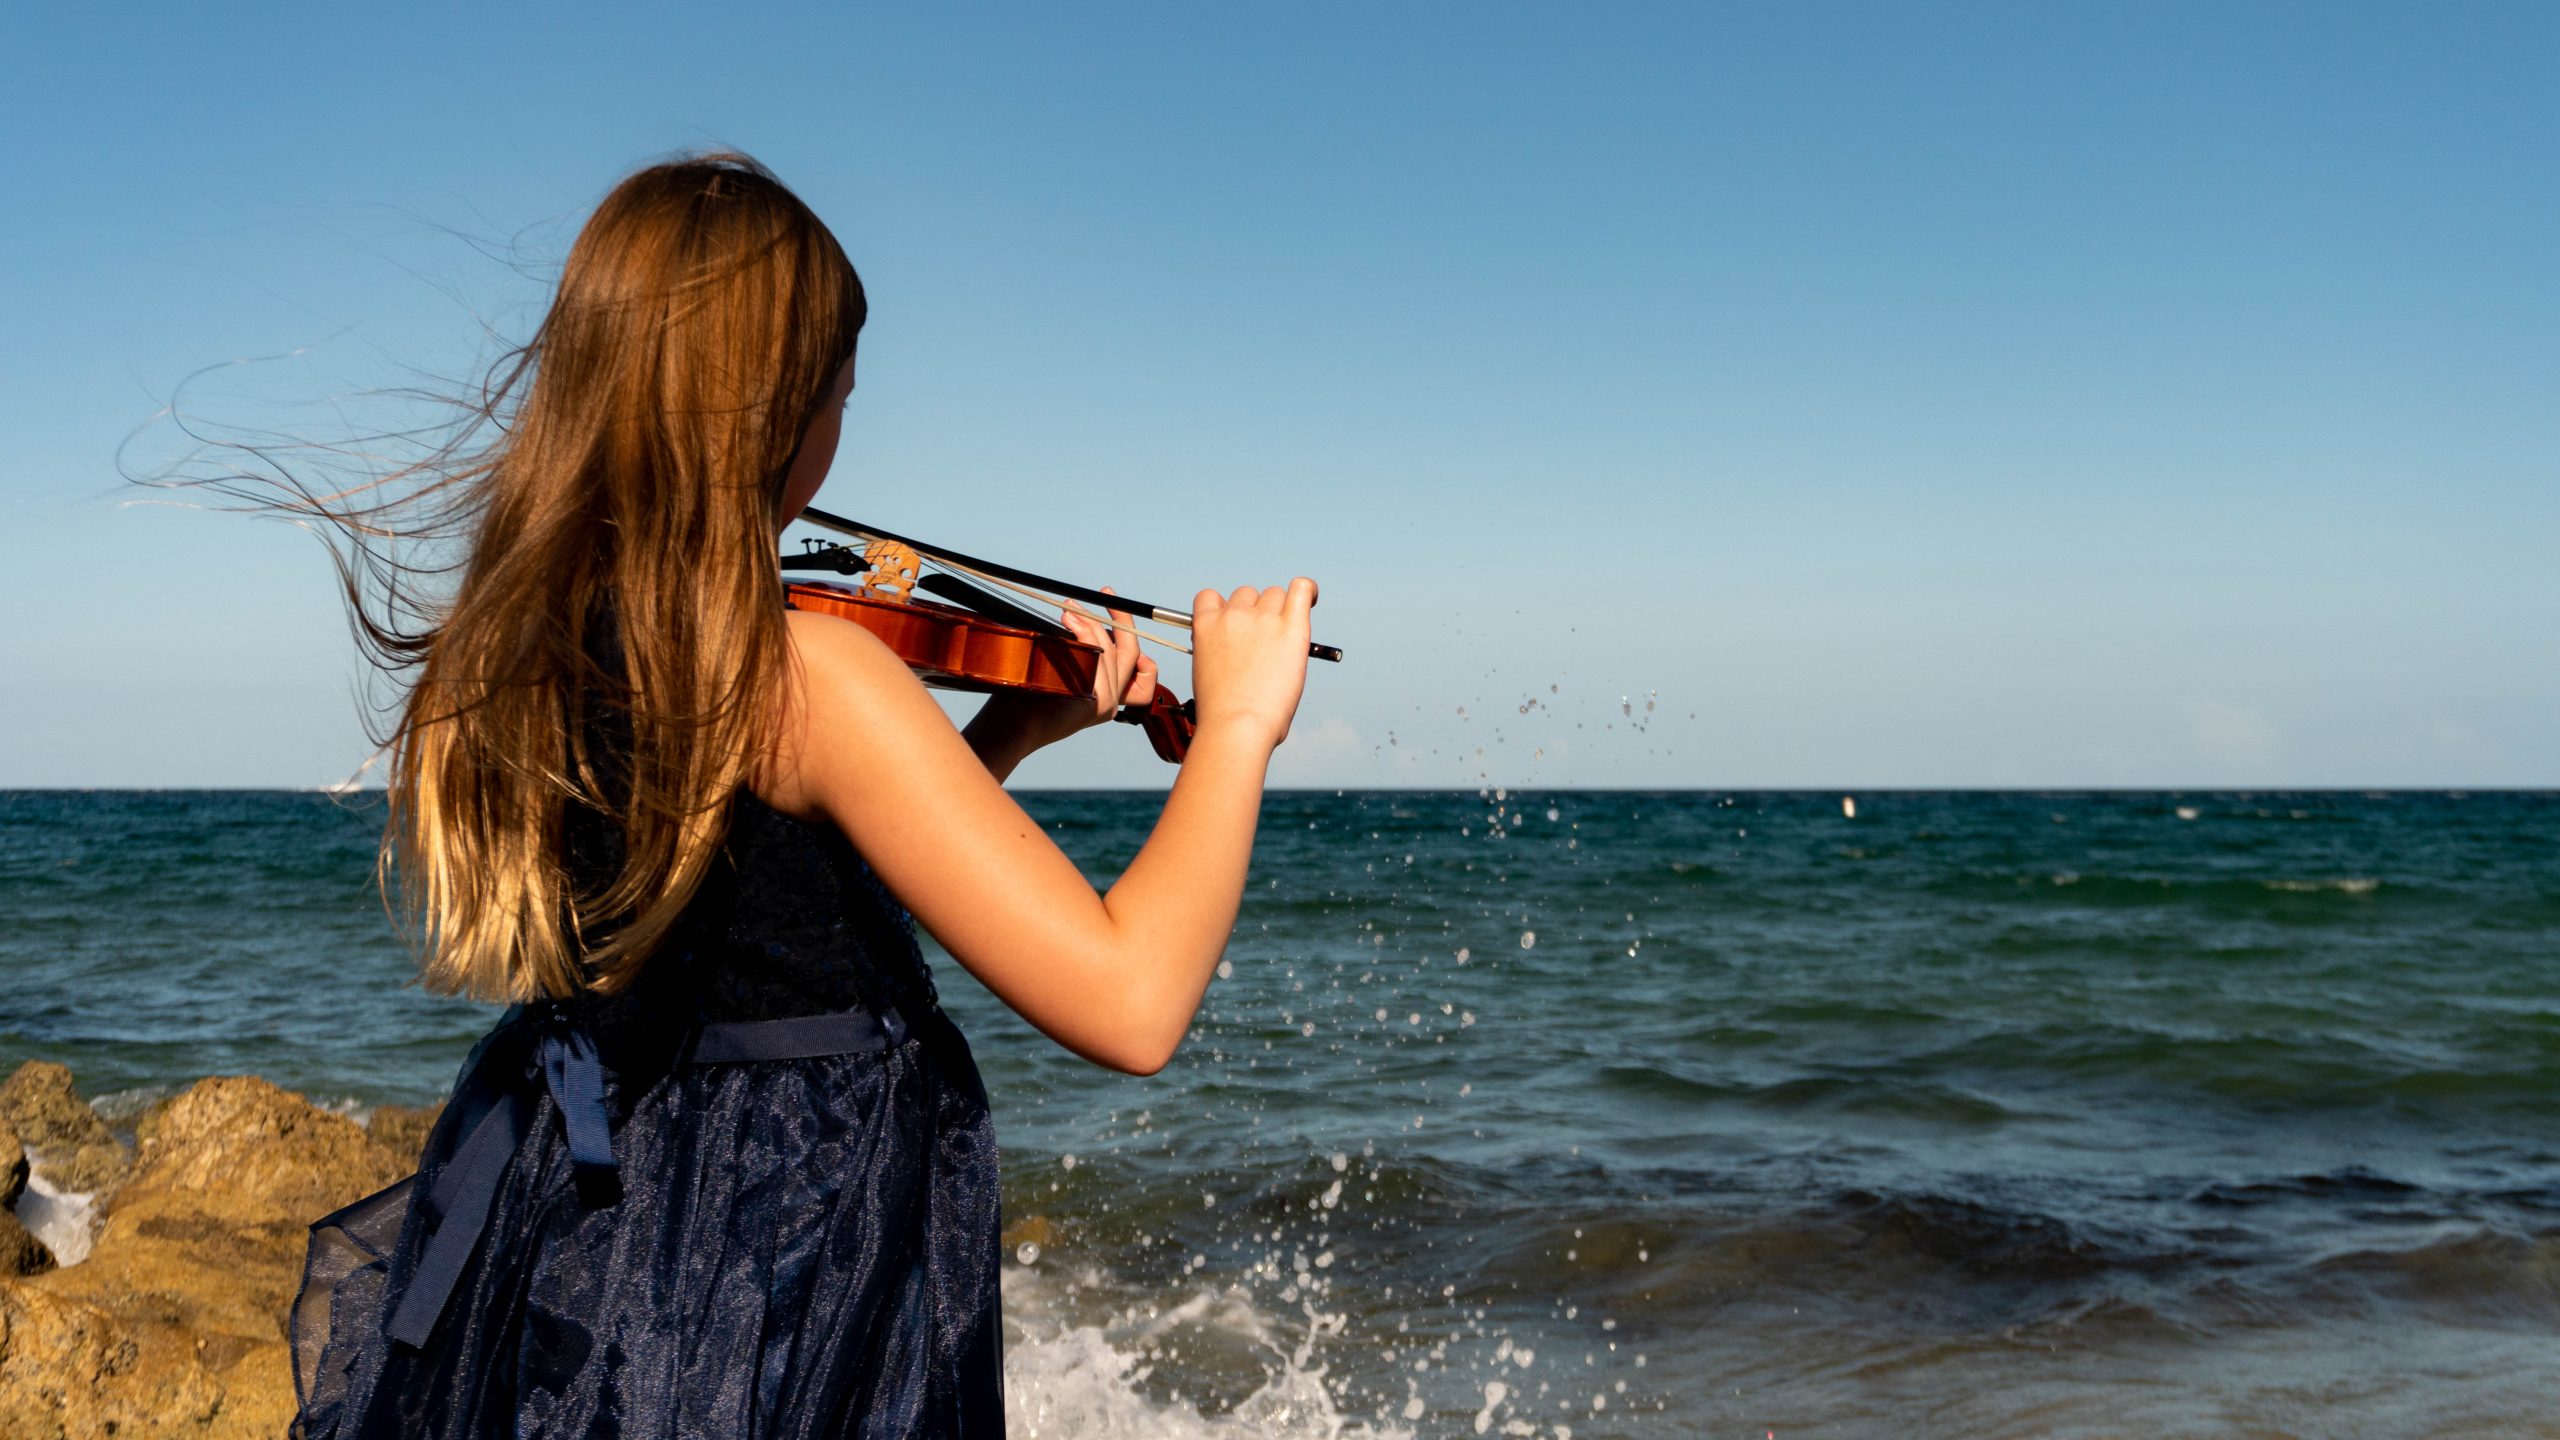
top-left (1187, 578), bottom-right (1318, 750)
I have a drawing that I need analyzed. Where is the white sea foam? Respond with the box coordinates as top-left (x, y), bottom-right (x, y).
top-left (2264, 877), bottom-right (2381, 895)
top-left (14, 1171), bottom-right (99, 1267)
top-left (1001, 1262), bottom-right (1409, 1440)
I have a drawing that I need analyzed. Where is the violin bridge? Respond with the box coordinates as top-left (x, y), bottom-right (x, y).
top-left (860, 541), bottom-right (922, 602)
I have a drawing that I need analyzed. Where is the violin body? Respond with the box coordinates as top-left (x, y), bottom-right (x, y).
top-left (784, 579), bottom-right (1091, 699)
top-left (784, 577), bottom-right (1198, 763)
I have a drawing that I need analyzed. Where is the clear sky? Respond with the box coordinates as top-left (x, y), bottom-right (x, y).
top-left (4, 3), bottom-right (2553, 788)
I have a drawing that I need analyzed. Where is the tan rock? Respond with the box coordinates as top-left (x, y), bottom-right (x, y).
top-left (0, 1279), bottom-right (265, 1438)
top-left (0, 1208), bottom-right (52, 1277)
top-left (1, 1129), bottom-right (23, 1208)
top-left (0, 1075), bottom-right (413, 1436)
top-left (0, 1063), bottom-right (114, 1154)
top-left (0, 1065), bottom-right (130, 1200)
top-left (65, 1077), bottom-right (411, 1336)
top-left (365, 1103), bottom-right (444, 1166)
top-left (1002, 1213), bottom-right (1062, 1253)
top-left (39, 1145), bottom-right (129, 1198)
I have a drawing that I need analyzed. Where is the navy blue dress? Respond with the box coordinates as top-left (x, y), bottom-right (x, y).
top-left (290, 792), bottom-right (1005, 1438)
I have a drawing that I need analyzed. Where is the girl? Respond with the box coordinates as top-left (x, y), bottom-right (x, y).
top-left (287, 152), bottom-right (1316, 1437)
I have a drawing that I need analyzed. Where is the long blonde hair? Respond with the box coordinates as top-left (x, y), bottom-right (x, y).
top-left (187, 153), bottom-right (864, 1001)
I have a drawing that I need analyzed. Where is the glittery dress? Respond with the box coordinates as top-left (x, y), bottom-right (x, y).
top-left (289, 792), bottom-right (1005, 1438)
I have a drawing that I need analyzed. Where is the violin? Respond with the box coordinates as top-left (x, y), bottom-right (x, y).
top-left (778, 508), bottom-right (1341, 765)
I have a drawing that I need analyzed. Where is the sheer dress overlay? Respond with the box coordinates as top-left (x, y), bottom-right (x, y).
top-left (290, 792), bottom-right (1004, 1439)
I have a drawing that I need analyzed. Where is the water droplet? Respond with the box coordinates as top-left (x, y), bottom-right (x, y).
top-left (1520, 930), bottom-right (1536, 949)
top-left (1015, 1241), bottom-right (1041, 1265)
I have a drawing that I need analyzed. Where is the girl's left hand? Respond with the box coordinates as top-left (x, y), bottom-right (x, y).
top-left (966, 588), bottom-right (1158, 762)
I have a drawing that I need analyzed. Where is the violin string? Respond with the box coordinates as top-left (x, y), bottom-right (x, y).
top-left (920, 555), bottom-right (1195, 656)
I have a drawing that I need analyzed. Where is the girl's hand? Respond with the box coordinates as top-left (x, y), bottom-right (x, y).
top-left (963, 588), bottom-right (1157, 769)
top-left (1188, 578), bottom-right (1318, 750)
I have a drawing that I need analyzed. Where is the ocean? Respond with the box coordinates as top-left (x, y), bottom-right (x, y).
top-left (5, 789), bottom-right (2557, 1439)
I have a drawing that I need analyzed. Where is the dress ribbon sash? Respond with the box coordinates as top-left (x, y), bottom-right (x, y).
top-left (384, 1001), bottom-right (909, 1350)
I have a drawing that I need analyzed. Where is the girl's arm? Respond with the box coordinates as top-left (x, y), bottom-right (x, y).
top-left (757, 580), bottom-right (1316, 1075)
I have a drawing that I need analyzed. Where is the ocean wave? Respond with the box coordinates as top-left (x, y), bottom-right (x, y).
top-left (2302, 1229), bottom-right (2560, 1322)
top-left (2190, 1167), bottom-right (2422, 1207)
top-left (1925, 868), bottom-right (2425, 915)
top-left (2261, 877), bottom-right (2382, 895)
top-left (1830, 1190), bottom-right (2175, 1284)
top-left (1593, 1064), bottom-right (2014, 1127)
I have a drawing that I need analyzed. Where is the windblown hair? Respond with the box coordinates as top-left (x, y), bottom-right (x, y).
top-left (170, 153), bottom-right (864, 1001)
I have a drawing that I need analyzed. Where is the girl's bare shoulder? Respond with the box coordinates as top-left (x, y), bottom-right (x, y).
top-left (784, 605), bottom-right (907, 678)
top-left (761, 609), bottom-right (953, 817)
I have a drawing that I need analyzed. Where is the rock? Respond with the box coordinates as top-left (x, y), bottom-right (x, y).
top-left (1002, 1213), bottom-right (1062, 1253)
top-left (2, 1127), bottom-right (45, 1275)
top-left (0, 1063), bottom-right (130, 1200)
top-left (365, 1103), bottom-right (444, 1165)
top-left (0, 1075), bottom-right (412, 1436)
top-left (0, 1207), bottom-right (52, 1277)
top-left (39, 1143), bottom-right (130, 1198)
top-left (0, 1063), bottom-right (114, 1154)
top-left (0, 1281), bottom-right (234, 1437)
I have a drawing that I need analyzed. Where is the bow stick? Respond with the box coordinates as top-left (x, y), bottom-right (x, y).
top-left (790, 506), bottom-right (1344, 663)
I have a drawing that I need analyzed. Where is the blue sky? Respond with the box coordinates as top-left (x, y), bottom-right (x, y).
top-left (4, 3), bottom-right (2552, 787)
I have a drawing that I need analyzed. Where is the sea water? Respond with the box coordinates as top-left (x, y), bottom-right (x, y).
top-left (5, 789), bottom-right (2557, 1438)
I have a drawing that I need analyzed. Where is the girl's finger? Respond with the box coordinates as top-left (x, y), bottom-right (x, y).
top-left (1101, 585), bottom-right (1139, 675)
top-left (1127, 652), bottom-right (1159, 708)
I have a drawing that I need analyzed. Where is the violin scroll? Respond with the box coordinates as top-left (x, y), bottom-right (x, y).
top-left (1116, 688), bottom-right (1197, 764)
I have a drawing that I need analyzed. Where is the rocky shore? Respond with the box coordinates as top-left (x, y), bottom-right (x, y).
top-left (0, 1062), bottom-right (440, 1439)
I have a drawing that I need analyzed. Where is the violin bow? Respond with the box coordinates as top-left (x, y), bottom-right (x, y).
top-left (790, 506), bottom-right (1343, 663)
